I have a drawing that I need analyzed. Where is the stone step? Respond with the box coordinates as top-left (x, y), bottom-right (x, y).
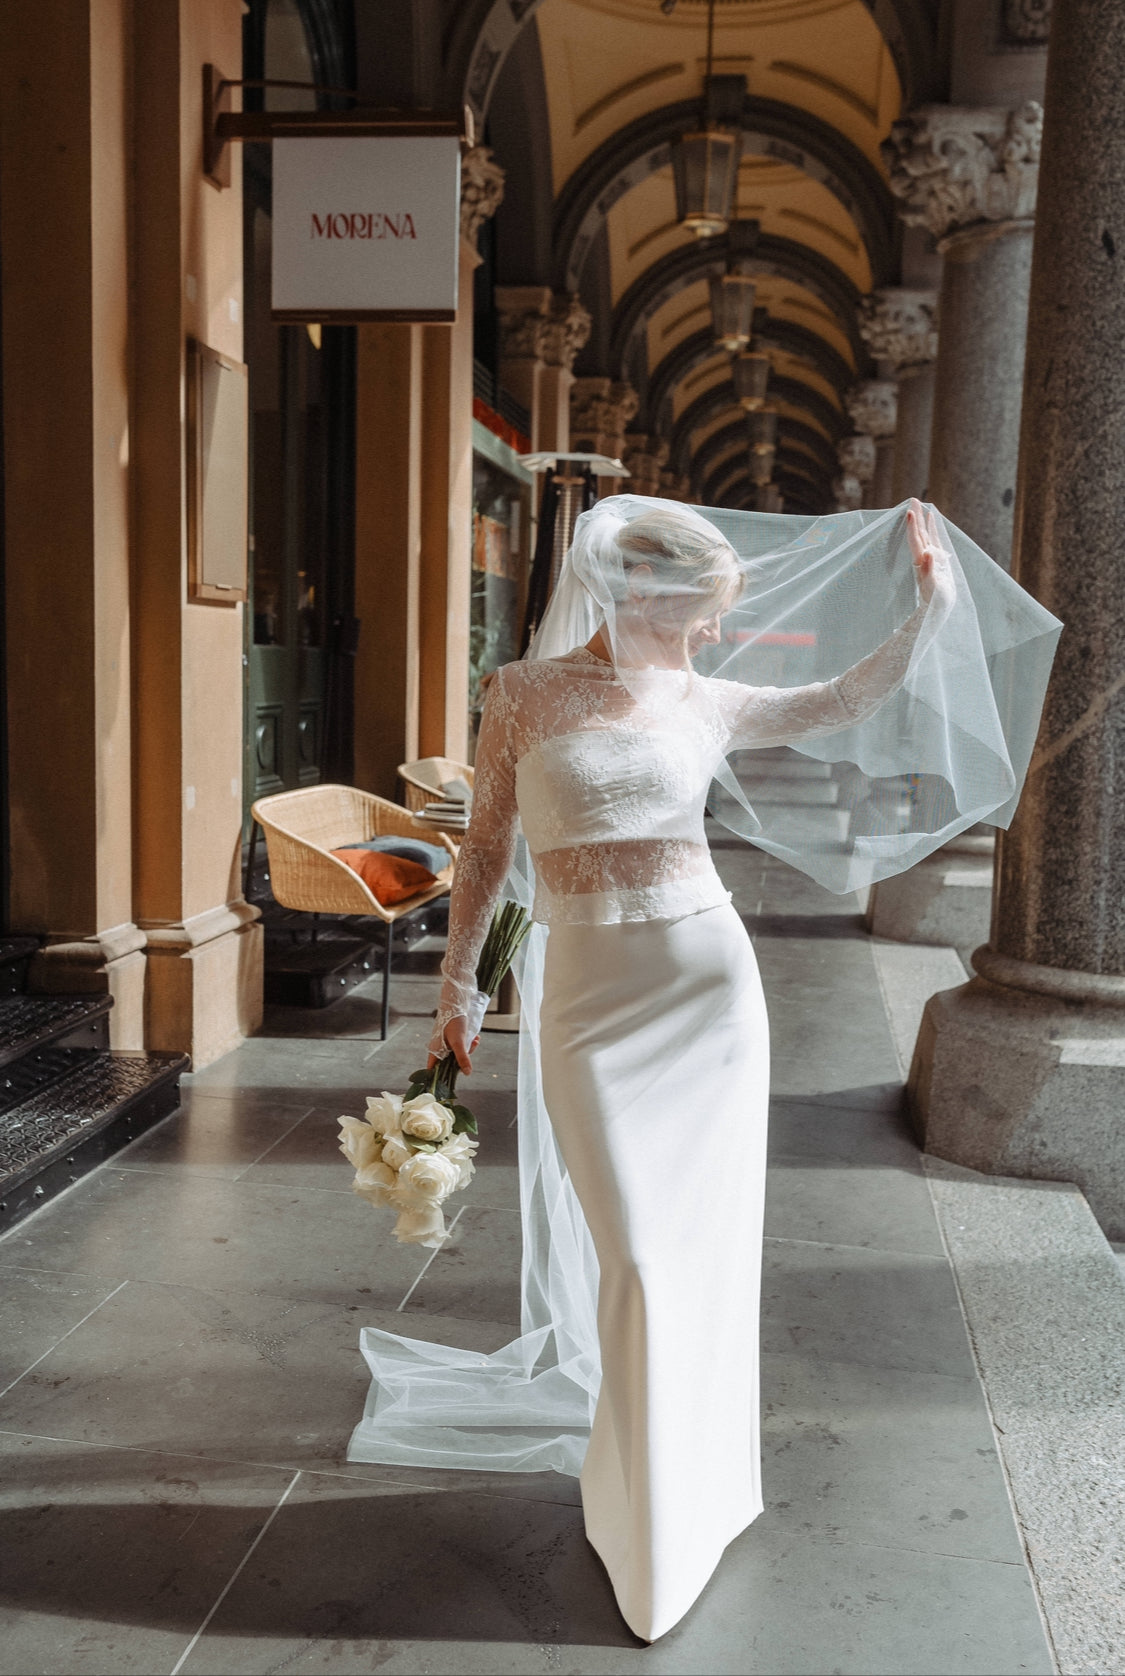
top-left (0, 992), bottom-right (111, 1073)
top-left (0, 1048), bottom-right (189, 1234)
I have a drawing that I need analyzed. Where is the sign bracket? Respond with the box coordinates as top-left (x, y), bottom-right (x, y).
top-left (203, 65), bottom-right (472, 189)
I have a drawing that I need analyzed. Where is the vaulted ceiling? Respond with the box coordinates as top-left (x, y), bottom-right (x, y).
top-left (487, 0), bottom-right (935, 511)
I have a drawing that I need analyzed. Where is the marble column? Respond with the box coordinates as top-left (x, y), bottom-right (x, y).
top-left (910, 0), bottom-right (1125, 1238)
top-left (883, 101), bottom-right (1042, 567)
top-left (494, 285), bottom-right (552, 450)
top-left (858, 288), bottom-right (939, 502)
top-left (845, 380), bottom-right (897, 509)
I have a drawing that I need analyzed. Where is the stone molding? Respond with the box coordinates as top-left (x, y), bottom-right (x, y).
top-left (1002, 0), bottom-right (1051, 44)
top-left (836, 433), bottom-right (877, 483)
top-left (832, 472), bottom-right (864, 512)
top-left (140, 898), bottom-right (262, 954)
top-left (858, 287), bottom-right (939, 372)
top-left (971, 944), bottom-right (1125, 1007)
top-left (882, 102), bottom-right (1042, 243)
top-left (460, 145), bottom-right (505, 246)
top-left (622, 432), bottom-right (670, 497)
top-left (846, 378), bottom-right (898, 439)
top-left (570, 376), bottom-right (639, 458)
top-left (541, 294), bottom-right (592, 371)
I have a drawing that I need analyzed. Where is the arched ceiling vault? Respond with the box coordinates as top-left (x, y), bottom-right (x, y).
top-left (648, 320), bottom-right (853, 420)
top-left (471, 0), bottom-right (942, 508)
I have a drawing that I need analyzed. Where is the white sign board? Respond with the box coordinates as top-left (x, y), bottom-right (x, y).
top-left (271, 135), bottom-right (461, 321)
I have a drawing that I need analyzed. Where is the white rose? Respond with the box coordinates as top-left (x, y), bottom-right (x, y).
top-left (338, 1115), bottom-right (382, 1173)
top-left (401, 1093), bottom-right (453, 1145)
top-left (392, 1203), bottom-right (449, 1248)
top-left (365, 1091), bottom-right (404, 1136)
top-left (440, 1131), bottom-right (478, 1189)
top-left (352, 1159), bottom-right (396, 1206)
top-left (380, 1132), bottom-right (412, 1171)
top-left (394, 1150), bottom-right (461, 1205)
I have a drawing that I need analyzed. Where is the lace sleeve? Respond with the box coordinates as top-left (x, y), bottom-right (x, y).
top-left (721, 602), bottom-right (931, 749)
top-left (430, 667), bottom-right (520, 1055)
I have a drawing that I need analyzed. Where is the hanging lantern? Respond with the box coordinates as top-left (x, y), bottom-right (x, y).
top-left (709, 272), bottom-right (756, 352)
top-left (749, 441), bottom-right (776, 486)
top-left (733, 351), bottom-right (770, 410)
top-left (747, 409), bottom-right (778, 452)
top-left (671, 0), bottom-right (739, 238)
top-left (672, 129), bottom-right (739, 238)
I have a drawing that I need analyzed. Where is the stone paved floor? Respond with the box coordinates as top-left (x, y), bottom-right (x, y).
top-left (0, 837), bottom-right (1055, 1675)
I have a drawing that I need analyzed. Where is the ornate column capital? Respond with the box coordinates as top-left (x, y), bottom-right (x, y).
top-left (621, 432), bottom-right (669, 497)
top-left (1002, 0), bottom-right (1051, 43)
top-left (460, 145), bottom-right (505, 246)
top-left (541, 294), bottom-right (593, 372)
top-left (570, 377), bottom-right (639, 458)
top-left (837, 433), bottom-right (877, 484)
top-left (495, 287), bottom-right (553, 362)
top-left (846, 379), bottom-right (898, 440)
top-left (882, 102), bottom-right (1043, 245)
top-left (858, 288), bottom-right (939, 372)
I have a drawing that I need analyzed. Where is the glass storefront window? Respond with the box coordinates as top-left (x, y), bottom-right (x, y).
top-left (469, 431), bottom-right (533, 738)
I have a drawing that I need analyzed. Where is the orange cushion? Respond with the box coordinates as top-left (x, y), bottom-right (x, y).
top-left (331, 848), bottom-right (439, 906)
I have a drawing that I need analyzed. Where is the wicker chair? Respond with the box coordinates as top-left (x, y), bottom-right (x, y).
top-left (397, 756), bottom-right (475, 813)
top-left (249, 784), bottom-right (455, 1037)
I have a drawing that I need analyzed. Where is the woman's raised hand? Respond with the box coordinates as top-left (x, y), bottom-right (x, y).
top-left (906, 500), bottom-right (954, 609)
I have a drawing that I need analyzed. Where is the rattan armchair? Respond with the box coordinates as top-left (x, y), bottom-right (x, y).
top-left (397, 756), bottom-right (475, 813)
top-left (249, 784), bottom-right (455, 1036)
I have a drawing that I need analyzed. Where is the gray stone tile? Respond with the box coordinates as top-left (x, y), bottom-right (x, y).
top-left (761, 1237), bottom-right (976, 1378)
top-left (760, 1350), bottom-right (1024, 1562)
top-left (768, 1098), bottom-right (921, 1170)
top-left (186, 1036), bottom-right (392, 1093)
top-left (0, 1167), bottom-right (431, 1308)
top-left (755, 938), bottom-right (903, 1102)
top-left (0, 1281), bottom-right (578, 1507)
top-left (0, 1268), bottom-right (123, 1393)
top-left (177, 1467), bottom-right (630, 1675)
top-left (402, 1207), bottom-right (523, 1327)
top-left (765, 1156), bottom-right (942, 1257)
top-left (0, 1430), bottom-right (296, 1676)
top-left (112, 1092), bottom-right (312, 1183)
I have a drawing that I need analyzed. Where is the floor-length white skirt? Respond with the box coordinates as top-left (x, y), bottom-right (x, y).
top-left (539, 901), bottom-right (770, 1642)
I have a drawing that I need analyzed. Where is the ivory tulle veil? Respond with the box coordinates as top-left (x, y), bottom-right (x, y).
top-left (346, 496), bottom-right (1061, 1476)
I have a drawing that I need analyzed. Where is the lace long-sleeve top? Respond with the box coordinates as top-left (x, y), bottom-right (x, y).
top-left (430, 606), bottom-right (930, 1051)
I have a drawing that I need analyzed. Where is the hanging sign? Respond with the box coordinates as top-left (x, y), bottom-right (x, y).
top-left (271, 135), bottom-right (461, 322)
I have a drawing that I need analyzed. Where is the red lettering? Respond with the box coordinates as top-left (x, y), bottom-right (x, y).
top-left (401, 213), bottom-right (416, 239)
top-left (311, 213), bottom-right (328, 238)
top-left (331, 214), bottom-right (349, 239)
top-left (310, 211), bottom-right (417, 240)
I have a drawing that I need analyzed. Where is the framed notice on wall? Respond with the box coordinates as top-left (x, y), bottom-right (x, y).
top-left (271, 135), bottom-right (462, 322)
top-left (187, 340), bottom-right (249, 604)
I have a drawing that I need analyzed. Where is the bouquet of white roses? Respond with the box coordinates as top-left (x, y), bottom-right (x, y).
top-left (338, 900), bottom-right (531, 1248)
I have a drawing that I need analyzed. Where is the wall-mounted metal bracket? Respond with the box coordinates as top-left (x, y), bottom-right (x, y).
top-left (203, 65), bottom-right (473, 189)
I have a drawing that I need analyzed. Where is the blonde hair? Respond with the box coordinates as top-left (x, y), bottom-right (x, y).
top-left (617, 509), bottom-right (742, 612)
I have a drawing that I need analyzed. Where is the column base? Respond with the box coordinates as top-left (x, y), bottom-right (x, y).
top-left (908, 951), bottom-right (1125, 1239)
top-left (143, 902), bottom-right (263, 1067)
top-left (29, 924), bottom-right (148, 1049)
top-left (866, 834), bottom-right (993, 961)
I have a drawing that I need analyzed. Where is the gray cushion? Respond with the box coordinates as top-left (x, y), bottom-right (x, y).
top-left (346, 836), bottom-right (450, 872)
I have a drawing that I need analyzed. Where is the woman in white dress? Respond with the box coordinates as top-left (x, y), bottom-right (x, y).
top-left (421, 501), bottom-right (956, 1640)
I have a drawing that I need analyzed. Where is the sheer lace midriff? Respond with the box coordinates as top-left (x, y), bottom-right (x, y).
top-left (532, 838), bottom-right (713, 895)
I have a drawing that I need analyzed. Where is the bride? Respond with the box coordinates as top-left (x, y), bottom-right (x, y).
top-left (350, 495), bottom-right (1060, 1643)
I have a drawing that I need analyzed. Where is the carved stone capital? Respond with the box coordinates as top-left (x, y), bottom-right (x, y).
top-left (837, 433), bottom-right (877, 484)
top-left (495, 287), bottom-right (553, 362)
top-left (1003, 0), bottom-right (1051, 44)
top-left (541, 294), bottom-right (593, 371)
top-left (622, 432), bottom-right (670, 496)
top-left (832, 473), bottom-right (864, 513)
top-left (460, 145), bottom-right (505, 246)
top-left (846, 379), bottom-right (898, 440)
top-left (858, 288), bottom-right (939, 371)
top-left (570, 377), bottom-right (639, 457)
top-left (882, 102), bottom-right (1042, 242)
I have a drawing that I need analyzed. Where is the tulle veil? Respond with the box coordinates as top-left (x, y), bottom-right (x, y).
top-left (346, 495), bottom-right (1061, 1476)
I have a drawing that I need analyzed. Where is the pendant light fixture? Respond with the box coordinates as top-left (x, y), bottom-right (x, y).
top-left (671, 0), bottom-right (739, 238)
top-left (747, 408), bottom-right (778, 485)
top-left (709, 219), bottom-right (758, 352)
top-left (732, 303), bottom-right (770, 409)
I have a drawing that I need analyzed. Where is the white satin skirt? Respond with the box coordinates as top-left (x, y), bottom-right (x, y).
top-left (539, 901), bottom-right (770, 1642)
